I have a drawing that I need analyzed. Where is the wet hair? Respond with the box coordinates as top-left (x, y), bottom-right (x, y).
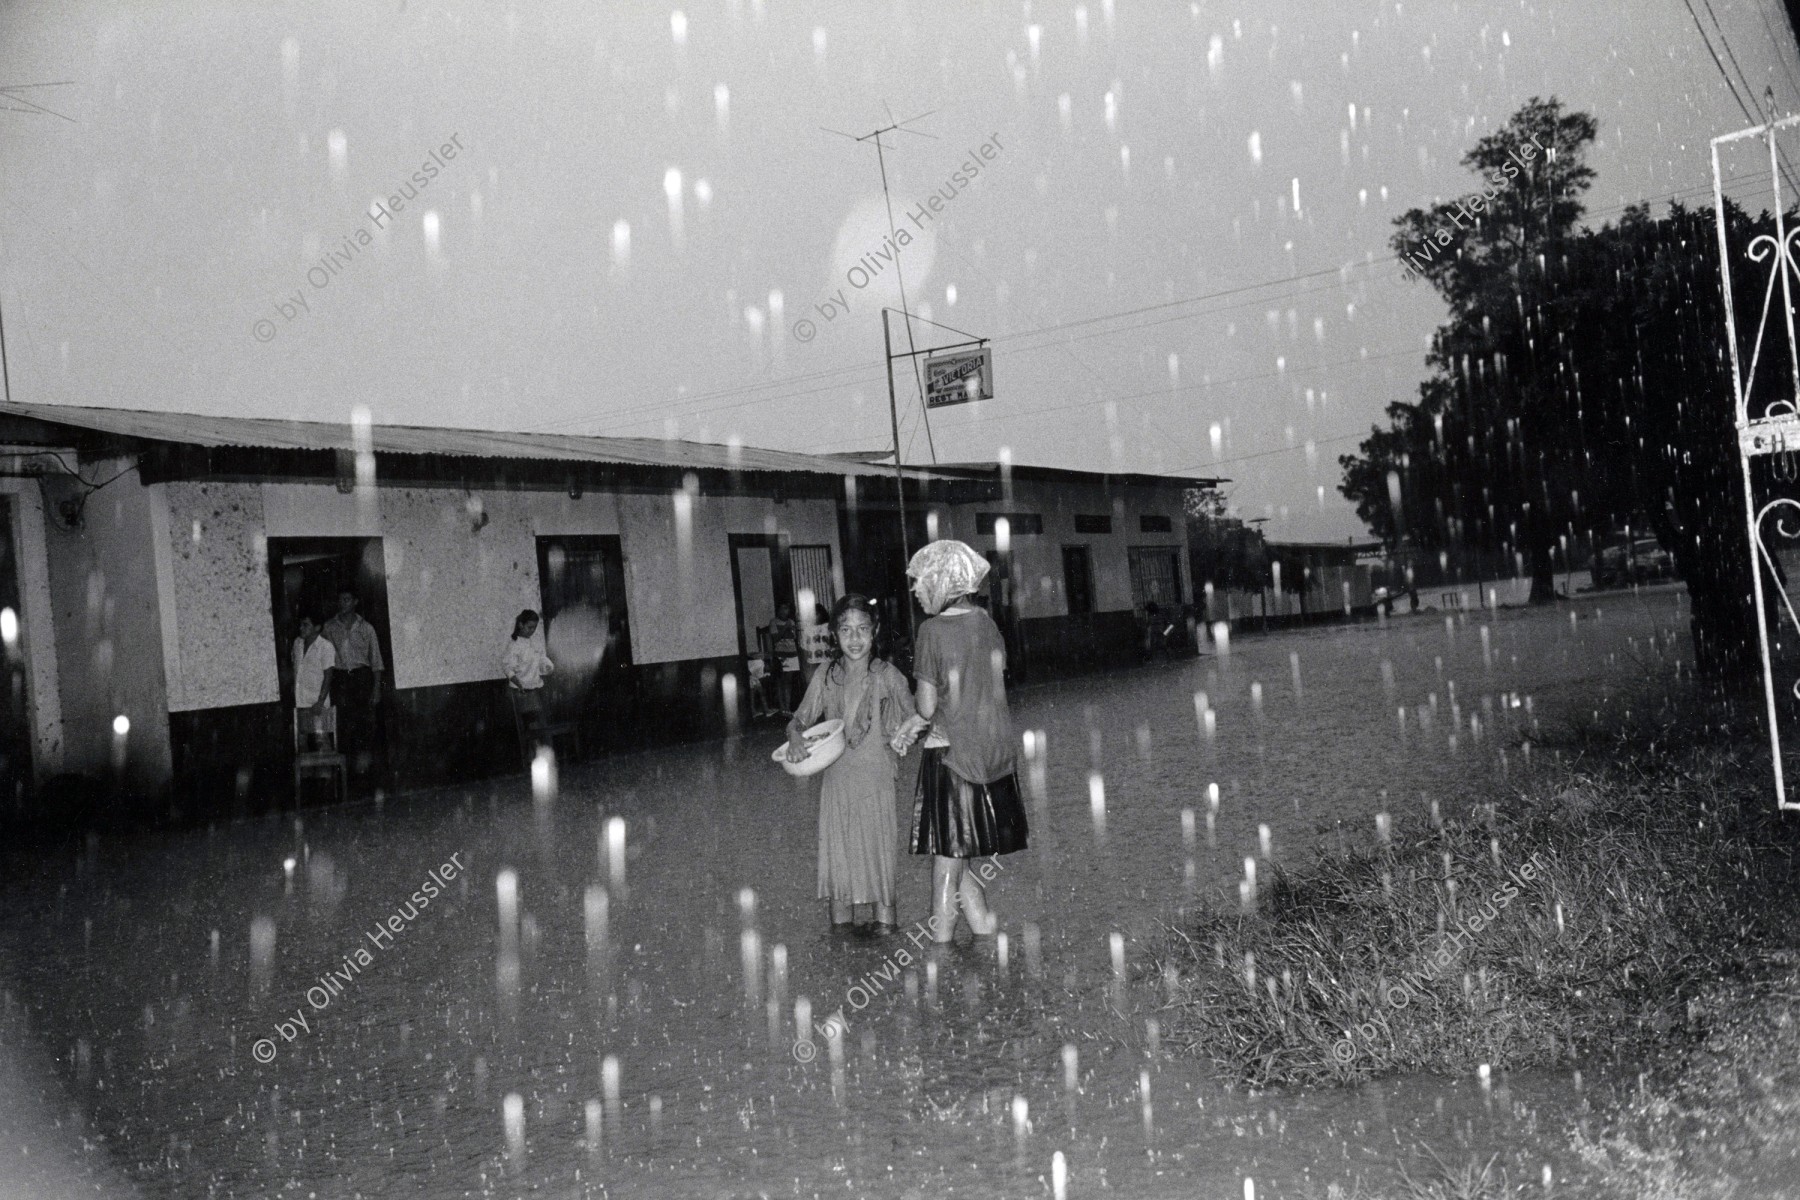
top-left (824, 593), bottom-right (884, 679)
top-left (512, 609), bottom-right (541, 639)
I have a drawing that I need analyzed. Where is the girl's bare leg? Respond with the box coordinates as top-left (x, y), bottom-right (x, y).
top-left (958, 870), bottom-right (998, 935)
top-left (873, 901), bottom-right (895, 929)
top-left (930, 857), bottom-right (963, 942)
top-left (830, 898), bottom-right (854, 926)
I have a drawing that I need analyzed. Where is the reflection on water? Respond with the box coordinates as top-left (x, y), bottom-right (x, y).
top-left (0, 589), bottom-right (1686, 1197)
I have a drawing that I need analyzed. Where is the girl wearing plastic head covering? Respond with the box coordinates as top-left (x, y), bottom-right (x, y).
top-left (889, 540), bottom-right (1029, 942)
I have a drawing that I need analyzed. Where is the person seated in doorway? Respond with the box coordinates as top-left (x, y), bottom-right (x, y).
top-left (769, 602), bottom-right (802, 713)
top-left (292, 613), bottom-right (336, 749)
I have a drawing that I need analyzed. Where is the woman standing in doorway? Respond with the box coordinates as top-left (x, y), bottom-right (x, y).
top-left (896, 540), bottom-right (1029, 941)
top-left (503, 609), bottom-right (555, 758)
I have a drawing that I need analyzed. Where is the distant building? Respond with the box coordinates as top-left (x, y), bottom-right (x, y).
top-left (1266, 539), bottom-right (1383, 617)
top-left (0, 402), bottom-right (972, 822)
top-left (0, 403), bottom-right (1209, 823)
top-left (838, 462), bottom-right (1221, 676)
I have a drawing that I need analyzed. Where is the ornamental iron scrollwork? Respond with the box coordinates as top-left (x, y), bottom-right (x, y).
top-left (1716, 114), bottom-right (1800, 809)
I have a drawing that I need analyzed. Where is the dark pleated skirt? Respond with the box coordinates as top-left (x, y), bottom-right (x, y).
top-left (910, 747), bottom-right (1029, 858)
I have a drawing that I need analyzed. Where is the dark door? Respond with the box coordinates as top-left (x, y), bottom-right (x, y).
top-left (982, 547), bottom-right (1025, 681)
top-left (536, 536), bottom-right (633, 753)
top-left (0, 497), bottom-right (32, 820)
top-left (1062, 545), bottom-right (1094, 616)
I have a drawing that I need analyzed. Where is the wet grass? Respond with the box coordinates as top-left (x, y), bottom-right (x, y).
top-left (1157, 694), bottom-right (1800, 1092)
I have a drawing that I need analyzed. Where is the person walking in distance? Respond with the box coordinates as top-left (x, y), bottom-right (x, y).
top-left (324, 588), bottom-right (385, 787)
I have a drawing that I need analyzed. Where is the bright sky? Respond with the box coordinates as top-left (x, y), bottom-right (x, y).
top-left (3, 0), bottom-right (1798, 540)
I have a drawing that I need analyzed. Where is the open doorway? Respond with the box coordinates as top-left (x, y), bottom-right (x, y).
top-left (727, 533), bottom-right (794, 713)
top-left (267, 537), bottom-right (392, 792)
top-left (0, 496), bottom-right (31, 819)
top-left (535, 535), bottom-right (634, 754)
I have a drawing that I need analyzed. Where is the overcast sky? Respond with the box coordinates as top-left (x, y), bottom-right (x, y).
top-left (3, 0), bottom-right (1798, 540)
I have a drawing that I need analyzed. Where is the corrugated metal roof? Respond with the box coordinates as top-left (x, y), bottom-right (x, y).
top-left (929, 461), bottom-right (1227, 488)
top-left (0, 401), bottom-right (909, 479)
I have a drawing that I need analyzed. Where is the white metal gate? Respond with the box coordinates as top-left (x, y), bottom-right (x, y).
top-left (1714, 113), bottom-right (1800, 810)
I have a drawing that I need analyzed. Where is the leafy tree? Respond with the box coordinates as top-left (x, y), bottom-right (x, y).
top-left (1346, 108), bottom-right (1785, 673)
top-left (1543, 199), bottom-right (1775, 676)
top-left (1185, 487), bottom-right (1271, 596)
top-left (1344, 98), bottom-right (1607, 602)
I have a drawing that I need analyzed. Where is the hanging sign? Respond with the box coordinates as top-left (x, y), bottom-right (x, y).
top-left (923, 347), bottom-right (994, 409)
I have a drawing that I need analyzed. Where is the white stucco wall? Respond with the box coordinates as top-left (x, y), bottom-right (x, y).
top-left (930, 478), bottom-right (1191, 619)
top-left (156, 481), bottom-right (844, 704)
top-left (618, 492), bottom-right (840, 664)
top-left (157, 482), bottom-right (279, 711)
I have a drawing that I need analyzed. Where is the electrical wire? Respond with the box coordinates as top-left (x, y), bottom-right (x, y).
top-left (564, 174), bottom-right (1760, 442)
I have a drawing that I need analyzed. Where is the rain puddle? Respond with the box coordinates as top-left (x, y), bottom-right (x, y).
top-left (0, 587), bottom-right (1687, 1197)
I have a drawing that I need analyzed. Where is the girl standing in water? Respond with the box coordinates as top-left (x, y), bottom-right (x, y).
top-left (897, 540), bottom-right (1029, 942)
top-left (785, 595), bottom-right (918, 931)
top-left (503, 608), bottom-right (555, 755)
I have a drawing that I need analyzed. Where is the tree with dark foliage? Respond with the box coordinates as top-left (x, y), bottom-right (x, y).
top-left (1344, 97), bottom-right (1602, 604)
top-left (1342, 93), bottom-right (1786, 675)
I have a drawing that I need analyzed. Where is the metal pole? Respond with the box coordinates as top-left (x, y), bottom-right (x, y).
top-left (884, 309), bottom-right (916, 637)
top-left (0, 297), bottom-right (11, 404)
top-left (872, 137), bottom-right (936, 463)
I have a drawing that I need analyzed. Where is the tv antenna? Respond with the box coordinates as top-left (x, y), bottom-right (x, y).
top-left (823, 105), bottom-right (943, 468)
top-left (0, 82), bottom-right (77, 405)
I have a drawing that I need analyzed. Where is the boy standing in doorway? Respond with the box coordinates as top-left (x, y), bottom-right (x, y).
top-left (293, 614), bottom-right (336, 721)
top-left (325, 589), bottom-right (385, 787)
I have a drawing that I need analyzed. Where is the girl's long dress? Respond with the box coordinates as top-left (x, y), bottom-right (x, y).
top-left (796, 662), bottom-right (914, 906)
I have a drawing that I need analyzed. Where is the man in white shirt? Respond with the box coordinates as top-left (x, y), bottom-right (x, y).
top-left (293, 614), bottom-right (336, 749)
top-left (324, 588), bottom-right (386, 786)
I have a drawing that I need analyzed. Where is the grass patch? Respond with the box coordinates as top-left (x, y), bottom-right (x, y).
top-left (1157, 700), bottom-right (1799, 1091)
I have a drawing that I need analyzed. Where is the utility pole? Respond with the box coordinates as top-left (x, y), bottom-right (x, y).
top-left (882, 307), bottom-right (911, 620)
top-left (823, 106), bottom-right (939, 631)
top-left (844, 111), bottom-right (939, 465)
top-left (0, 82), bottom-right (77, 407)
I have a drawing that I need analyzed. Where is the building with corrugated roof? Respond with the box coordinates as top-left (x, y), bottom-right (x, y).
top-left (0, 403), bottom-right (1214, 824)
top-left (0, 402), bottom-right (989, 822)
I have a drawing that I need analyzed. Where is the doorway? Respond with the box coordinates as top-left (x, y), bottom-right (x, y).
top-left (1062, 545), bottom-right (1095, 616)
top-left (266, 537), bottom-right (393, 787)
top-left (535, 535), bottom-right (634, 752)
top-left (728, 534), bottom-right (794, 711)
top-left (0, 497), bottom-right (31, 819)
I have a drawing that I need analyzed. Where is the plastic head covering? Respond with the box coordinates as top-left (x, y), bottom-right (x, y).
top-left (906, 539), bottom-right (990, 615)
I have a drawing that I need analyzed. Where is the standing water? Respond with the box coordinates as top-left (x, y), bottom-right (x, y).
top-left (0, 591), bottom-right (1687, 1196)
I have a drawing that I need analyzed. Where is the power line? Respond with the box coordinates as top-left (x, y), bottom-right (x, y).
top-left (1681, 0), bottom-right (1800, 197)
top-left (557, 173), bottom-right (1762, 440)
top-left (1755, 0), bottom-right (1800, 99)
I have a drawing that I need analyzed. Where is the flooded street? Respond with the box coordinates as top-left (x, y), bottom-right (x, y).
top-left (1, 588), bottom-right (1688, 1198)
